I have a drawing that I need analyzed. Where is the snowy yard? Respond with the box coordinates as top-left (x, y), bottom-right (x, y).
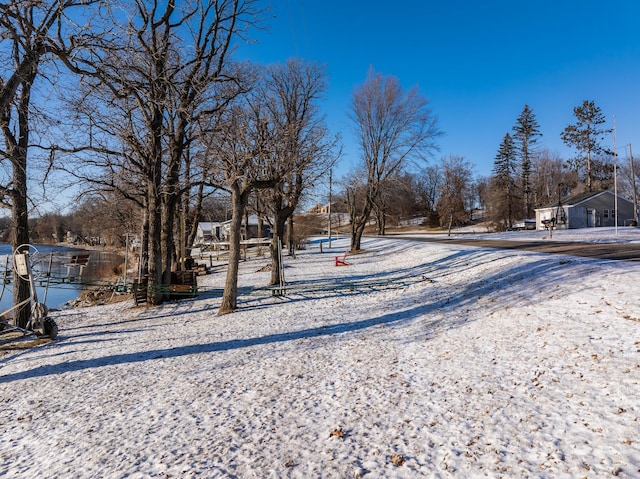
top-left (1, 230), bottom-right (639, 478)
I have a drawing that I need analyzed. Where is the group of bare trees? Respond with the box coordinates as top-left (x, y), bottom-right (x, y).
top-left (58, 0), bottom-right (264, 308)
top-left (331, 154), bottom-right (477, 236)
top-left (205, 60), bottom-right (338, 312)
top-left (344, 68), bottom-right (441, 250)
top-left (0, 0), bottom-right (338, 316)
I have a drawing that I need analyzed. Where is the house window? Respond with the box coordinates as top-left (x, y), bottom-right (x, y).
top-left (603, 209), bottom-right (609, 219)
top-left (612, 209), bottom-right (616, 219)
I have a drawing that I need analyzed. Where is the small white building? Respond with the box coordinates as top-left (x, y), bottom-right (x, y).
top-left (535, 190), bottom-right (636, 230)
top-left (194, 222), bottom-right (223, 245)
top-left (194, 216), bottom-right (271, 246)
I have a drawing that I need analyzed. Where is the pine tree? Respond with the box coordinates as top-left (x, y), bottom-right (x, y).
top-left (493, 133), bottom-right (518, 228)
top-left (513, 105), bottom-right (541, 217)
top-left (561, 100), bottom-right (611, 192)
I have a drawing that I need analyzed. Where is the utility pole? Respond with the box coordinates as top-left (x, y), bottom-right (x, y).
top-left (328, 169), bottom-right (332, 248)
top-left (629, 144), bottom-right (638, 225)
top-left (613, 116), bottom-right (618, 234)
top-left (124, 232), bottom-right (135, 283)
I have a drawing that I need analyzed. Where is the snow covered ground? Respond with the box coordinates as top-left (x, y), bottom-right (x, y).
top-left (1, 229), bottom-right (639, 478)
top-left (418, 224), bottom-right (640, 244)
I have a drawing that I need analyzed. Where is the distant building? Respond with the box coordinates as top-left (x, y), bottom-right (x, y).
top-left (194, 222), bottom-right (222, 245)
top-left (307, 203), bottom-right (332, 214)
top-left (535, 190), bottom-right (636, 229)
top-left (194, 216), bottom-right (271, 246)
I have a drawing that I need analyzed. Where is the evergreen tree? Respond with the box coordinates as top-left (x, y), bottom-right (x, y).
top-left (493, 132), bottom-right (518, 228)
top-left (561, 100), bottom-right (612, 192)
top-left (513, 105), bottom-right (541, 217)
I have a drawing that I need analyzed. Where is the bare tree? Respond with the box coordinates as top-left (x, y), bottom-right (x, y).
top-left (472, 176), bottom-right (490, 225)
top-left (0, 0), bottom-right (95, 111)
top-left (348, 68), bottom-right (440, 251)
top-left (208, 96), bottom-right (279, 314)
top-left (436, 155), bottom-right (474, 235)
top-left (255, 59), bottom-right (339, 285)
top-left (417, 164), bottom-right (442, 227)
top-left (159, 7), bottom-right (260, 288)
top-left (616, 147), bottom-right (640, 222)
top-left (344, 171), bottom-right (369, 238)
top-left (530, 148), bottom-right (577, 209)
top-left (372, 173), bottom-right (417, 233)
top-left (0, 0), bottom-right (99, 327)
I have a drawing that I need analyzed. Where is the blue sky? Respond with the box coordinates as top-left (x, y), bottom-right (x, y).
top-left (236, 0), bottom-right (640, 179)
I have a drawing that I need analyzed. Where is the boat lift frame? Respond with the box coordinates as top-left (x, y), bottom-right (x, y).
top-left (0, 244), bottom-right (57, 340)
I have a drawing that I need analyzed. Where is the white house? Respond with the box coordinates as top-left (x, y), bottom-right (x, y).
top-left (535, 190), bottom-right (636, 230)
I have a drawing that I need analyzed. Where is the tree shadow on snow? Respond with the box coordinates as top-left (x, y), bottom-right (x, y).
top-left (0, 248), bottom-right (587, 384)
top-left (0, 301), bottom-right (441, 383)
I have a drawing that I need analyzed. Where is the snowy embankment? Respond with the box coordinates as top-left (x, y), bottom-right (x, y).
top-left (409, 224), bottom-right (640, 244)
top-left (1, 231), bottom-right (639, 478)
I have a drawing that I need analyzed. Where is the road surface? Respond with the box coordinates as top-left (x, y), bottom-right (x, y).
top-left (389, 235), bottom-right (640, 262)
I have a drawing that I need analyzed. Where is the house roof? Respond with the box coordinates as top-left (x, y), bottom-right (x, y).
top-left (197, 222), bottom-right (216, 233)
top-left (536, 189), bottom-right (634, 210)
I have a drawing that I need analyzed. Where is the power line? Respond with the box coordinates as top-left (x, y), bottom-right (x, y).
top-left (284, 0), bottom-right (299, 57)
top-left (284, 0), bottom-right (310, 58)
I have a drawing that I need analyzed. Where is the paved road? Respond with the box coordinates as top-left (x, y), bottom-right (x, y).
top-left (390, 235), bottom-right (640, 262)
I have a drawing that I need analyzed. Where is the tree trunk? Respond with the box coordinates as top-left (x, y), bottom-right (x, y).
top-left (587, 149), bottom-right (592, 192)
top-left (139, 207), bottom-right (150, 277)
top-left (161, 187), bottom-right (178, 291)
top-left (6, 71), bottom-right (35, 329)
top-left (506, 186), bottom-right (513, 229)
top-left (184, 179), bottom-right (205, 261)
top-left (145, 100), bottom-right (165, 305)
top-left (350, 217), bottom-right (367, 252)
top-left (146, 165), bottom-right (163, 305)
top-left (270, 210), bottom-right (288, 285)
top-left (287, 215), bottom-right (295, 256)
top-left (176, 194), bottom-right (188, 272)
top-left (219, 186), bottom-right (246, 314)
top-left (12, 165), bottom-right (30, 328)
top-left (350, 200), bottom-right (373, 252)
top-left (161, 131), bottom-right (185, 291)
top-left (375, 205), bottom-right (386, 235)
top-left (256, 216), bottom-right (264, 256)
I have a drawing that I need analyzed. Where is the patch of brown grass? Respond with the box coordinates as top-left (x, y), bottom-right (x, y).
top-left (0, 337), bottom-right (52, 350)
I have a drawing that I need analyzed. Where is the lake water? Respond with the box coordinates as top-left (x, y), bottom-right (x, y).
top-left (0, 244), bottom-right (124, 312)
